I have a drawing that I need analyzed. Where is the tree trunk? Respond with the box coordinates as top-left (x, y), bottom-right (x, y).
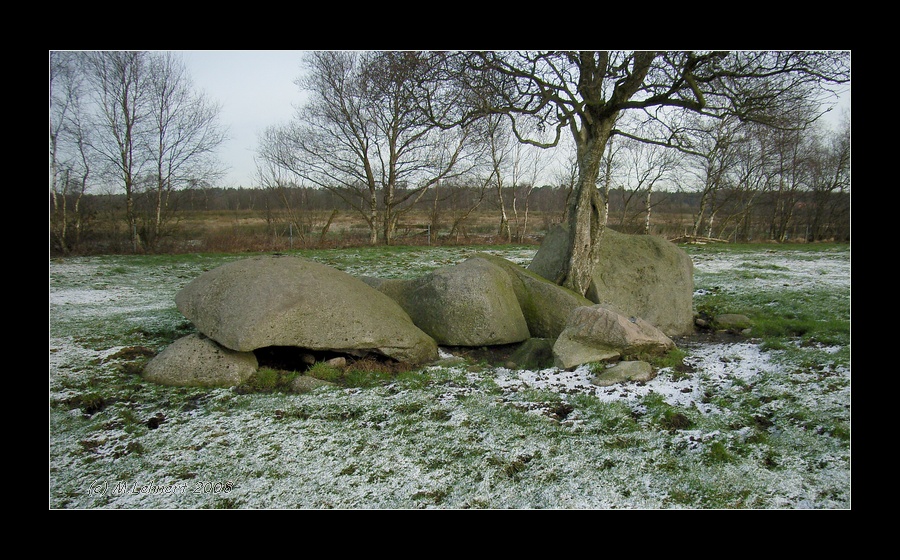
top-left (692, 190), bottom-right (708, 238)
top-left (520, 192), bottom-right (530, 242)
top-left (73, 189), bottom-right (84, 248)
top-left (511, 190), bottom-right (520, 242)
top-left (52, 190), bottom-right (69, 254)
top-left (318, 209), bottom-right (338, 247)
top-left (558, 132), bottom-right (610, 295)
top-left (368, 189), bottom-right (378, 245)
top-left (644, 188), bottom-right (652, 234)
top-left (126, 183), bottom-right (138, 253)
top-left (497, 185), bottom-right (510, 242)
top-left (430, 180), bottom-right (441, 243)
top-left (153, 180), bottom-right (164, 250)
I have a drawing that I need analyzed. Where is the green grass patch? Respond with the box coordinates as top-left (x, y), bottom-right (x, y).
top-left (639, 392), bottom-right (695, 432)
top-left (307, 362), bottom-right (343, 382)
top-left (238, 367), bottom-right (302, 393)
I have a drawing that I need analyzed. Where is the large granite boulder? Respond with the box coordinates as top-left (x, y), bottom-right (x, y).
top-left (143, 333), bottom-right (258, 387)
top-left (553, 304), bottom-right (675, 370)
top-left (529, 225), bottom-right (695, 337)
top-left (363, 257), bottom-right (530, 346)
top-left (365, 254), bottom-right (591, 345)
top-left (474, 254), bottom-right (594, 339)
top-left (175, 255), bottom-right (438, 365)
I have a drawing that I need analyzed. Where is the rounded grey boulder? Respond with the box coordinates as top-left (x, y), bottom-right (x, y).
top-left (474, 253), bottom-right (593, 339)
top-left (174, 255), bottom-right (438, 365)
top-left (552, 305), bottom-right (675, 370)
top-left (143, 333), bottom-right (258, 387)
top-left (381, 257), bottom-right (531, 346)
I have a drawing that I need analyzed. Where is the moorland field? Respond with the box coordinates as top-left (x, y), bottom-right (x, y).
top-left (49, 240), bottom-right (851, 509)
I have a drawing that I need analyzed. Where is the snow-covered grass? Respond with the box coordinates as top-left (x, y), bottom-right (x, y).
top-left (49, 243), bottom-right (851, 509)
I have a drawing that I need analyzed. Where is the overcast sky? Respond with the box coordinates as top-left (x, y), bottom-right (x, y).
top-left (180, 50), bottom-right (851, 190)
top-left (180, 50), bottom-right (309, 188)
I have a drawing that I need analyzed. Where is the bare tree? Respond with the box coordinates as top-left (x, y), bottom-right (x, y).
top-left (679, 115), bottom-right (742, 239)
top-left (83, 51), bottom-right (152, 251)
top-left (718, 122), bottom-right (779, 242)
top-left (510, 141), bottom-right (547, 242)
top-left (480, 114), bottom-right (515, 241)
top-left (258, 51), bottom-right (478, 245)
top-left (78, 51), bottom-right (226, 252)
top-left (612, 132), bottom-right (678, 234)
top-left (50, 51), bottom-right (93, 254)
top-left (143, 52), bottom-right (227, 250)
top-left (255, 158), bottom-right (309, 247)
top-left (444, 179), bottom-right (490, 242)
top-left (425, 51), bottom-right (850, 294)
top-left (806, 113), bottom-right (850, 241)
top-left (768, 116), bottom-right (818, 242)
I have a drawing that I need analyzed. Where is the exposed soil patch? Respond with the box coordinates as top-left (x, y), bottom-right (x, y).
top-left (108, 346), bottom-right (156, 361)
top-left (442, 342), bottom-right (524, 368)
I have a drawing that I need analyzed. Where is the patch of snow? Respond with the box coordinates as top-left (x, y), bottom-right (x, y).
top-left (477, 341), bottom-right (776, 415)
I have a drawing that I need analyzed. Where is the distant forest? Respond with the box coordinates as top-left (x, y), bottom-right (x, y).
top-left (51, 51), bottom-right (850, 258)
top-left (49, 182), bottom-right (851, 256)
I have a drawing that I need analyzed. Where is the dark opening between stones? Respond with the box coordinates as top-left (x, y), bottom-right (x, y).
top-left (253, 346), bottom-right (395, 372)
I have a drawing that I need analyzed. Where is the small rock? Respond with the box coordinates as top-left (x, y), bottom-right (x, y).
top-left (714, 313), bottom-right (752, 331)
top-left (289, 375), bottom-right (334, 394)
top-left (591, 360), bottom-right (655, 387)
top-left (326, 357), bottom-right (347, 368)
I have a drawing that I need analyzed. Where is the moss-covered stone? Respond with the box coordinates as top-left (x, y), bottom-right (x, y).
top-left (529, 225), bottom-right (695, 337)
top-left (475, 253), bottom-right (593, 339)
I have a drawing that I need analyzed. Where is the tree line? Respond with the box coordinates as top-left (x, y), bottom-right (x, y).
top-left (53, 177), bottom-right (849, 255)
top-left (51, 51), bottom-right (850, 295)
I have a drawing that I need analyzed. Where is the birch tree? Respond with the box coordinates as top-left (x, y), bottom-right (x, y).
top-left (681, 115), bottom-right (742, 239)
top-left (81, 50), bottom-right (225, 252)
top-left (613, 134), bottom-right (677, 234)
top-left (85, 51), bottom-right (150, 252)
top-left (481, 114), bottom-right (515, 242)
top-left (720, 122), bottom-right (778, 242)
top-left (50, 51), bottom-right (93, 254)
top-left (768, 118), bottom-right (815, 242)
top-left (143, 52), bottom-right (226, 250)
top-left (509, 140), bottom-right (546, 242)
